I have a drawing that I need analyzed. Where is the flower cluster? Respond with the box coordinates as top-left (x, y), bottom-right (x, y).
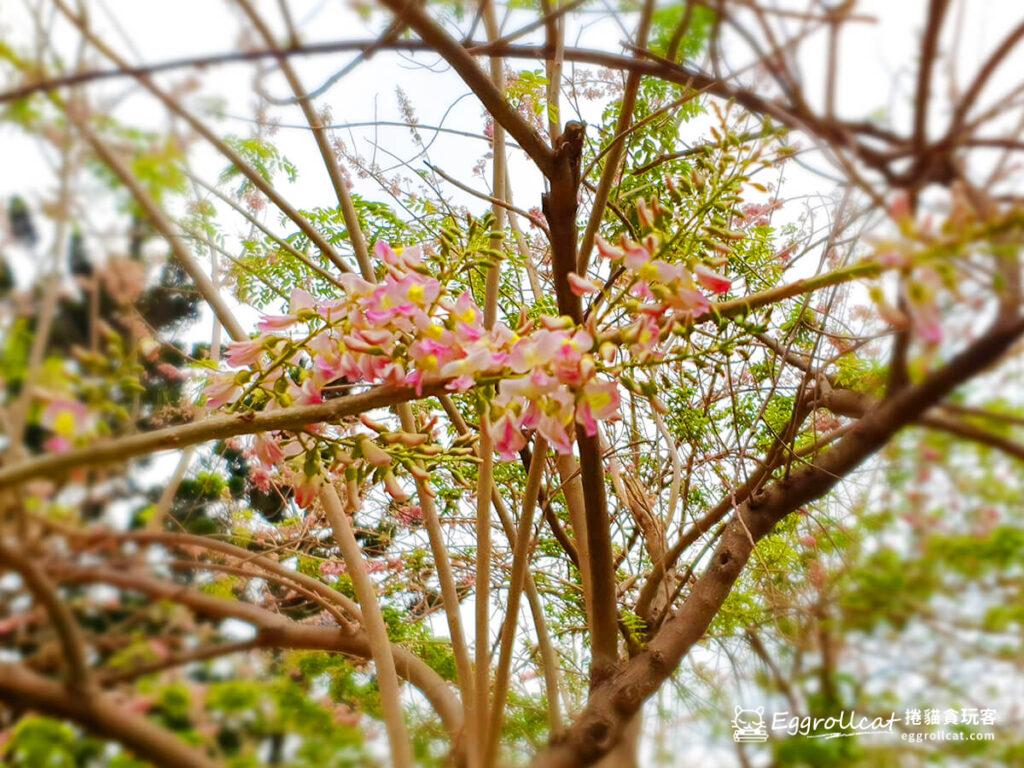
top-left (208, 243), bottom-right (511, 408)
top-left (487, 322), bottom-right (621, 459)
top-left (207, 235), bottom-right (735, 504)
top-left (569, 233), bottom-right (731, 359)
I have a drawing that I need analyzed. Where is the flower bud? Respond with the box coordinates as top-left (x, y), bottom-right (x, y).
top-left (359, 415), bottom-right (389, 433)
top-left (637, 198), bottom-right (654, 229)
top-left (383, 470), bottom-right (410, 502)
top-left (358, 436), bottom-right (392, 467)
top-left (408, 462), bottom-right (431, 482)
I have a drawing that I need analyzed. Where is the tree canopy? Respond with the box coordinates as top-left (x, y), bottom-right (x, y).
top-left (1, 1), bottom-right (1023, 766)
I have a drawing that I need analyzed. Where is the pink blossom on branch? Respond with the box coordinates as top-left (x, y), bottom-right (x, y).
top-left (225, 339), bottom-right (265, 368)
top-left (203, 231), bottom-right (731, 505)
top-left (291, 473), bottom-right (322, 509)
top-left (693, 263), bottom-right (732, 294)
top-left (490, 412), bottom-right (528, 460)
top-left (568, 272), bottom-right (601, 296)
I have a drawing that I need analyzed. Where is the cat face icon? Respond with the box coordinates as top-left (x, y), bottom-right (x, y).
top-left (732, 706), bottom-right (768, 742)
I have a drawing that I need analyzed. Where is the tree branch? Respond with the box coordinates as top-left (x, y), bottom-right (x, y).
top-left (319, 483), bottom-right (414, 767)
top-left (375, 0), bottom-right (554, 177)
top-left (484, 436), bottom-right (548, 766)
top-left (68, 114), bottom-right (248, 342)
top-left (234, 0), bottom-right (375, 279)
top-left (52, 0), bottom-right (352, 275)
top-left (0, 662), bottom-right (222, 768)
top-left (53, 560), bottom-right (462, 738)
top-left (0, 381), bottom-right (446, 489)
top-left (912, 0), bottom-right (950, 156)
top-left (0, 539), bottom-right (91, 693)
top-left (576, 0), bottom-right (655, 274)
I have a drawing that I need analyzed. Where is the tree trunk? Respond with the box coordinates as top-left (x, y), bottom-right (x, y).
top-left (595, 713), bottom-right (642, 768)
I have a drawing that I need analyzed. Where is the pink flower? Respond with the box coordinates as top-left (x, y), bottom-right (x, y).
top-left (535, 389), bottom-right (576, 455)
top-left (310, 334), bottom-right (347, 381)
top-left (575, 379), bottom-right (620, 437)
top-left (446, 374), bottom-right (475, 393)
top-left (490, 412), bottom-right (527, 460)
top-left (253, 433), bottom-right (284, 466)
top-left (906, 270), bottom-right (943, 344)
top-left (694, 264), bottom-right (731, 294)
top-left (41, 398), bottom-right (92, 438)
top-left (547, 329), bottom-right (595, 387)
top-left (293, 379), bottom-right (323, 405)
top-left (396, 505), bottom-right (423, 526)
top-left (343, 327), bottom-right (395, 354)
top-left (338, 273), bottom-right (375, 298)
top-left (450, 291), bottom-right (482, 327)
top-left (409, 337), bottom-right (457, 374)
top-left (258, 288), bottom-right (315, 331)
top-left (375, 240), bottom-right (399, 264)
top-left (292, 474), bottom-right (322, 509)
top-left (888, 191), bottom-right (911, 222)
top-left (250, 465), bottom-right (274, 493)
top-left (204, 228), bottom-right (689, 510)
top-left (386, 273), bottom-right (441, 312)
top-left (320, 560), bottom-right (348, 577)
top-left (537, 412), bottom-right (574, 455)
top-left (43, 436), bottom-right (72, 454)
top-left (644, 260), bottom-right (684, 284)
top-left (595, 236), bottom-right (625, 260)
top-left (497, 369), bottom-right (558, 404)
top-left (205, 374), bottom-right (241, 408)
top-left (290, 288), bottom-right (316, 313)
top-left (637, 198), bottom-right (654, 229)
top-left (673, 288), bottom-right (711, 318)
top-left (624, 244), bottom-right (652, 271)
top-left (912, 308), bottom-right (943, 344)
top-left (626, 314), bottom-right (660, 352)
top-left (226, 339), bottom-right (264, 367)
top-left (258, 314), bottom-right (297, 332)
top-left (568, 272), bottom-right (601, 296)
top-left (439, 346), bottom-right (501, 383)
top-left (510, 328), bottom-right (589, 377)
top-left (406, 369), bottom-right (426, 396)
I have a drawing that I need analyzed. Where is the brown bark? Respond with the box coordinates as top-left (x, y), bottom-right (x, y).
top-left (542, 122), bottom-right (620, 685)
